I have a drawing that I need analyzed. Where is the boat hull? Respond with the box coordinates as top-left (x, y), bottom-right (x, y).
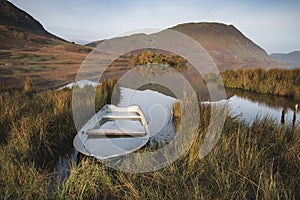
top-left (73, 105), bottom-right (149, 160)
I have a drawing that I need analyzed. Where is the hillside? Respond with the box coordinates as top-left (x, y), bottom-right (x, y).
top-left (0, 0), bottom-right (91, 89)
top-left (170, 22), bottom-right (278, 70)
top-left (270, 51), bottom-right (300, 64)
top-left (0, 0), bottom-right (90, 63)
top-left (0, 0), bottom-right (66, 49)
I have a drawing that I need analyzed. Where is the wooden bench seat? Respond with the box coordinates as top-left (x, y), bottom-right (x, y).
top-left (86, 128), bottom-right (146, 137)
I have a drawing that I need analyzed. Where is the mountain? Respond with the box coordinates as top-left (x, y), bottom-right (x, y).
top-left (0, 0), bottom-right (66, 49)
top-left (0, 0), bottom-right (91, 90)
top-left (0, 0), bottom-right (90, 63)
top-left (87, 22), bottom-right (279, 71)
top-left (170, 22), bottom-right (277, 70)
top-left (270, 51), bottom-right (300, 64)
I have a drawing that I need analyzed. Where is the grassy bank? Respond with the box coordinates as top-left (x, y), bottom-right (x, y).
top-left (0, 79), bottom-right (117, 199)
top-left (0, 79), bottom-right (299, 199)
top-left (221, 68), bottom-right (300, 100)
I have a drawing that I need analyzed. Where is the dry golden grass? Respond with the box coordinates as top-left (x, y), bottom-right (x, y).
top-left (1, 79), bottom-right (299, 199)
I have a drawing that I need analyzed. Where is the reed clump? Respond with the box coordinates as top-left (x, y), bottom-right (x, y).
top-left (55, 158), bottom-right (114, 199)
top-left (221, 68), bottom-right (300, 100)
top-left (22, 77), bottom-right (35, 94)
top-left (172, 101), bottom-right (181, 131)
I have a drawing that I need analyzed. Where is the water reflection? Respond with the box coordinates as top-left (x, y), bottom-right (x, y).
top-left (226, 89), bottom-right (300, 125)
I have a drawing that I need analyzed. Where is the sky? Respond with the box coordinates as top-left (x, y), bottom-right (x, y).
top-left (9, 0), bottom-right (300, 54)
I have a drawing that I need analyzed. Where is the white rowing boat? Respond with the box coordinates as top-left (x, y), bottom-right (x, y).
top-left (73, 104), bottom-right (150, 160)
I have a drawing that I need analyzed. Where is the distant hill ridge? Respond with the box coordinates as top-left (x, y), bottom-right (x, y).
top-left (270, 51), bottom-right (300, 64)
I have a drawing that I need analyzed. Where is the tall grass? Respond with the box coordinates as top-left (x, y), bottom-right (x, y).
top-left (0, 78), bottom-right (299, 199)
top-left (0, 148), bottom-right (50, 199)
top-left (55, 158), bottom-right (114, 199)
top-left (0, 79), bottom-right (116, 199)
top-left (172, 101), bottom-right (181, 131)
top-left (221, 68), bottom-right (300, 100)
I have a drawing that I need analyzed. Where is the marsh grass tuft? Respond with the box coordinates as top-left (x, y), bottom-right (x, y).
top-left (221, 68), bottom-right (300, 100)
top-left (23, 77), bottom-right (34, 94)
top-left (55, 158), bottom-right (114, 199)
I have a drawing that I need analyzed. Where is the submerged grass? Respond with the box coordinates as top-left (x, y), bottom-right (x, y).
top-left (0, 78), bottom-right (299, 199)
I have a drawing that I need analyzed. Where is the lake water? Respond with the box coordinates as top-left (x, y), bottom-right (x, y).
top-left (116, 87), bottom-right (300, 127)
top-left (226, 89), bottom-right (300, 125)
